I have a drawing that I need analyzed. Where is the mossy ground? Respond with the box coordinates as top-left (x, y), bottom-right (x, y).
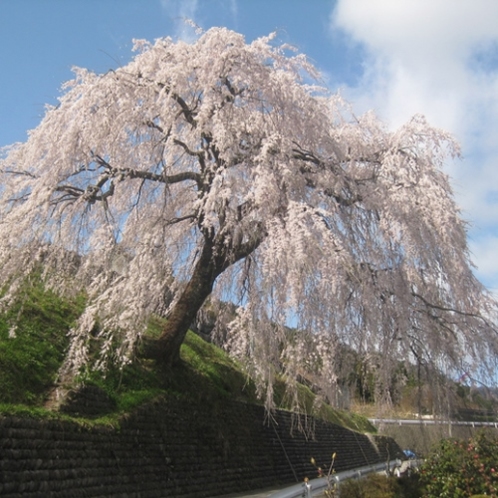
top-left (0, 282), bottom-right (375, 433)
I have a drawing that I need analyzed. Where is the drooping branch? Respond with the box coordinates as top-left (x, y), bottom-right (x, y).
top-left (412, 290), bottom-right (494, 325)
top-left (1, 169), bottom-right (39, 179)
top-left (53, 182), bottom-right (115, 205)
top-left (173, 138), bottom-right (205, 160)
top-left (93, 154), bottom-right (201, 185)
top-left (52, 153), bottom-right (203, 207)
top-left (292, 145), bottom-right (368, 207)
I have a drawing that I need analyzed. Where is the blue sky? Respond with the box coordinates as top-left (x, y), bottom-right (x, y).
top-left (1, 0), bottom-right (498, 292)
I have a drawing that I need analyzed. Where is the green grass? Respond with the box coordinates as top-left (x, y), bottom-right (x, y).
top-left (0, 282), bottom-right (374, 434)
top-left (0, 281), bottom-right (85, 405)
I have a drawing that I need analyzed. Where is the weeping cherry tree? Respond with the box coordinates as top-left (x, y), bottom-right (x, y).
top-left (0, 27), bottom-right (497, 409)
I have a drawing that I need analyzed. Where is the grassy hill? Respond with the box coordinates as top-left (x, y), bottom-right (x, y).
top-left (0, 280), bottom-right (374, 433)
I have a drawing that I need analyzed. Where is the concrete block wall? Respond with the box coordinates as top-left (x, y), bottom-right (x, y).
top-left (0, 395), bottom-right (404, 497)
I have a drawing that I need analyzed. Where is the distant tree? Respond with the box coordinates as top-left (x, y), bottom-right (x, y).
top-left (0, 27), bottom-right (497, 408)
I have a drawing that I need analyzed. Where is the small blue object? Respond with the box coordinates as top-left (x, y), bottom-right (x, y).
top-left (403, 449), bottom-right (416, 459)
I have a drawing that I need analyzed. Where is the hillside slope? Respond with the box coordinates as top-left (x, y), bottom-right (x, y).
top-left (0, 281), bottom-right (374, 433)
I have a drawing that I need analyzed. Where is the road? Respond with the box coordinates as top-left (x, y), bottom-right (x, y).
top-left (213, 459), bottom-right (414, 498)
top-left (214, 485), bottom-right (290, 498)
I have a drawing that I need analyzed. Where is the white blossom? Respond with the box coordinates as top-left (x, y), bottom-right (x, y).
top-left (0, 28), bottom-right (496, 409)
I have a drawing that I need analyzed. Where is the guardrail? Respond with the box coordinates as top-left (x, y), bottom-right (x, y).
top-left (268, 459), bottom-right (419, 498)
top-left (369, 418), bottom-right (498, 428)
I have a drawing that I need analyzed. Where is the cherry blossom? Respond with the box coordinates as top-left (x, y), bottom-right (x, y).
top-left (0, 28), bottom-right (496, 409)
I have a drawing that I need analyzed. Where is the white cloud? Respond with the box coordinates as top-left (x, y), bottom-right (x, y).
top-left (160, 0), bottom-right (200, 40)
top-left (160, 0), bottom-right (198, 18)
top-left (159, 0), bottom-right (238, 40)
top-left (330, 0), bottom-right (498, 290)
top-left (229, 0), bottom-right (238, 21)
top-left (331, 0), bottom-right (498, 130)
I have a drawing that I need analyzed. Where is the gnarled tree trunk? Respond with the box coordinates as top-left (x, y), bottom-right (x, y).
top-left (141, 239), bottom-right (222, 366)
top-left (141, 229), bottom-right (264, 367)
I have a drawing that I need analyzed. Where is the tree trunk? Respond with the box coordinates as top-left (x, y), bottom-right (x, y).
top-left (140, 225), bottom-right (265, 368)
top-left (141, 238), bottom-right (223, 367)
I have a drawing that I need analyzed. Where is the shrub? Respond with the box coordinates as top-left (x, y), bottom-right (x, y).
top-left (340, 474), bottom-right (402, 498)
top-left (420, 431), bottom-right (498, 497)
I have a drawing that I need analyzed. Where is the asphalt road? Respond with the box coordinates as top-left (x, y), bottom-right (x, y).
top-left (214, 485), bottom-right (288, 498)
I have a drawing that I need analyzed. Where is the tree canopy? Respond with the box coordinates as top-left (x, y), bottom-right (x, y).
top-left (0, 27), bottom-right (497, 409)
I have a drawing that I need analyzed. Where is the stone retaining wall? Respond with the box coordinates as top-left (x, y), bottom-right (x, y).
top-left (0, 396), bottom-right (404, 497)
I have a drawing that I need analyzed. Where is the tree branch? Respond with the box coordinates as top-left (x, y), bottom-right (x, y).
top-left (93, 154), bottom-right (201, 186)
top-left (166, 213), bottom-right (197, 226)
top-left (412, 291), bottom-right (485, 320)
top-left (173, 138), bottom-right (204, 158)
top-left (2, 169), bottom-right (39, 179)
top-left (174, 94), bottom-right (198, 127)
top-left (292, 145), bottom-right (367, 207)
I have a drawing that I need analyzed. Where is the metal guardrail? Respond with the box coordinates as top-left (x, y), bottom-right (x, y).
top-left (268, 459), bottom-right (414, 498)
top-left (369, 418), bottom-right (498, 427)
